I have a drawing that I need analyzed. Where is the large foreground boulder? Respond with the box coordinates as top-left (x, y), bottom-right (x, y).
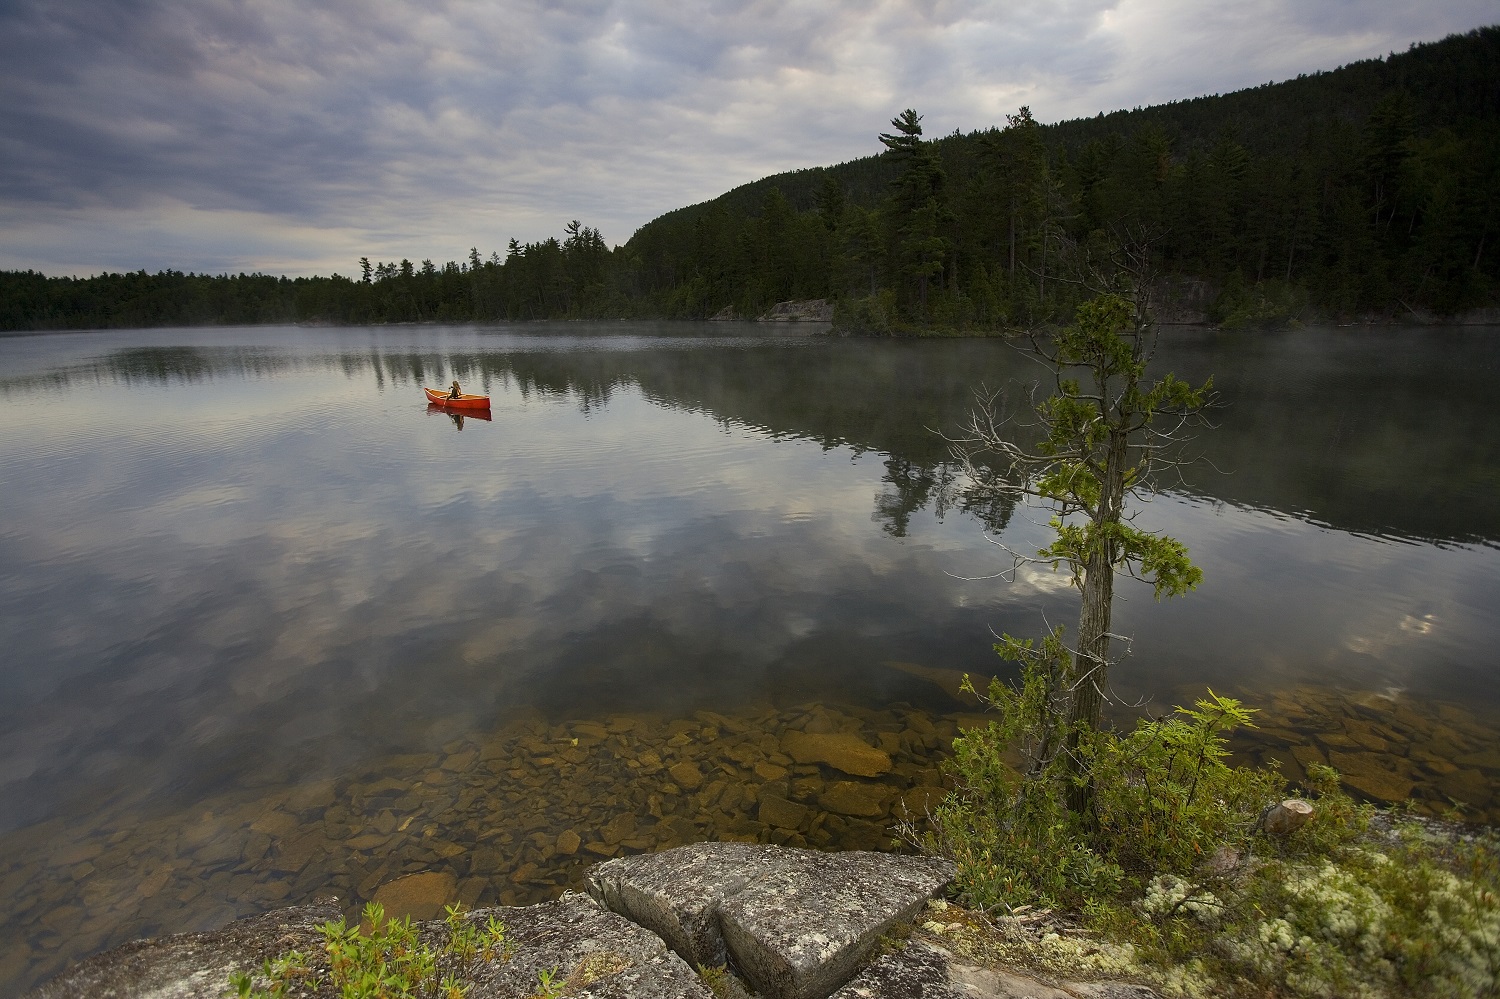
top-left (588, 842), bottom-right (954, 999)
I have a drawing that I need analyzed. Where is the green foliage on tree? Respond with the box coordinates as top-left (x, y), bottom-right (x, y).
top-left (953, 281), bottom-right (1212, 815)
top-left (879, 109), bottom-right (953, 318)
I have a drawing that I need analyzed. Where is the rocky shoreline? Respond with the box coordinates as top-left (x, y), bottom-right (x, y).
top-left (4, 683), bottom-right (1498, 994)
top-left (26, 842), bottom-right (1157, 999)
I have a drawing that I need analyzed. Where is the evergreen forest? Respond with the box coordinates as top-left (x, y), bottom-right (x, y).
top-left (3, 27), bottom-right (1497, 332)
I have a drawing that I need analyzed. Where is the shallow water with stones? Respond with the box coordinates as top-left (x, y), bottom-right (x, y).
top-left (1, 322), bottom-right (1498, 993)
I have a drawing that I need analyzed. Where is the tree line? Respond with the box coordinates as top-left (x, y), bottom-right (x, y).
top-left (3, 26), bottom-right (1496, 332)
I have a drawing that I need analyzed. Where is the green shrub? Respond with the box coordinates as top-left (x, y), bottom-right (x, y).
top-left (227, 902), bottom-right (512, 999)
top-left (927, 628), bottom-right (1500, 996)
top-left (1090, 691), bottom-right (1284, 885)
top-left (929, 628), bottom-right (1277, 911)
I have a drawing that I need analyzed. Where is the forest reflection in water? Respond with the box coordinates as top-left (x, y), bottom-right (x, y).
top-left (0, 322), bottom-right (1497, 994)
top-left (8, 324), bottom-right (1496, 543)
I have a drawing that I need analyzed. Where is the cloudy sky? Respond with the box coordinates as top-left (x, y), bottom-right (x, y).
top-left (1, 1), bottom-right (1493, 278)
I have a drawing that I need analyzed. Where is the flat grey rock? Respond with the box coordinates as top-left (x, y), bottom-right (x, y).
top-left (589, 843), bottom-right (954, 999)
top-left (25, 900), bottom-right (343, 999)
top-left (466, 891), bottom-right (714, 998)
top-left (830, 939), bottom-right (1159, 999)
top-left (589, 841), bottom-right (781, 969)
top-left (719, 852), bottom-right (953, 999)
top-left (1053, 984), bottom-right (1159, 998)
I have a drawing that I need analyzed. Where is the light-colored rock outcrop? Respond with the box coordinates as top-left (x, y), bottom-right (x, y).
top-left (588, 842), bottom-right (954, 999)
top-left (587, 841), bottom-right (780, 970)
top-left (464, 892), bottom-right (713, 998)
top-left (26, 900), bottom-right (343, 999)
top-left (759, 300), bottom-right (834, 322)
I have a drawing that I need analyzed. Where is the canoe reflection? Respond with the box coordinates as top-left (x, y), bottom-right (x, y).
top-left (427, 402), bottom-right (492, 430)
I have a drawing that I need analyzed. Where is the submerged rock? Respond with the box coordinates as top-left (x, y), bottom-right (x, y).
top-left (782, 732), bottom-right (893, 778)
top-left (818, 782), bottom-right (890, 818)
top-left (371, 869), bottom-right (458, 921)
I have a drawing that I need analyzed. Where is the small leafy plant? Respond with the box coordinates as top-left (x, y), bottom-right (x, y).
top-left (530, 966), bottom-right (563, 999)
top-left (696, 963), bottom-right (734, 999)
top-left (227, 902), bottom-right (512, 999)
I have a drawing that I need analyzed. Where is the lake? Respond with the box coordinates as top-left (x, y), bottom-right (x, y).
top-left (1, 322), bottom-right (1498, 992)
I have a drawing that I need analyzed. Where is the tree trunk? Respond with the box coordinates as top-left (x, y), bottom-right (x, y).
top-left (1039, 231), bottom-right (1047, 303)
top-left (1009, 205), bottom-right (1016, 276)
top-left (1065, 424), bottom-right (1128, 821)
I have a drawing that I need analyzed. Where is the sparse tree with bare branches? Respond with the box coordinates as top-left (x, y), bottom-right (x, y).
top-left (951, 253), bottom-right (1214, 821)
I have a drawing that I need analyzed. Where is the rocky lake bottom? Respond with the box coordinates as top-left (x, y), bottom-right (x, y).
top-left (4, 677), bottom-right (1499, 995)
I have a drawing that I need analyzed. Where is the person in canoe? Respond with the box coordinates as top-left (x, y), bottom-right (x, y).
top-left (448, 380), bottom-right (462, 400)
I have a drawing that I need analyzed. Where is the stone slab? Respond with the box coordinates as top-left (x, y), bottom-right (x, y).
top-left (464, 891), bottom-right (714, 998)
top-left (587, 841), bottom-right (788, 969)
top-left (717, 851), bottom-right (954, 999)
top-left (589, 843), bottom-right (954, 999)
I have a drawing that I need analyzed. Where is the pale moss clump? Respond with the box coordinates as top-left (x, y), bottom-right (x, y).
top-left (1219, 845), bottom-right (1500, 998)
top-left (1137, 875), bottom-right (1223, 927)
top-left (1222, 857), bottom-right (1396, 996)
top-left (1026, 930), bottom-right (1140, 977)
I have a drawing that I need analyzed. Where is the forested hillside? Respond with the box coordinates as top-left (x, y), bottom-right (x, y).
top-left (4, 27), bottom-right (1496, 331)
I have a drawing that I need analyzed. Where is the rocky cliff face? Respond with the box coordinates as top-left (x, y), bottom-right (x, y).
top-left (758, 301), bottom-right (834, 322)
top-left (26, 843), bottom-right (1157, 999)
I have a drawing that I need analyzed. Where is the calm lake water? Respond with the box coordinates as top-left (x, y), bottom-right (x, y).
top-left (1, 321), bottom-right (1498, 992)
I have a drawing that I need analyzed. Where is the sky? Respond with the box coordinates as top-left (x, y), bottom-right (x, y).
top-left (0, 1), bottom-right (1494, 279)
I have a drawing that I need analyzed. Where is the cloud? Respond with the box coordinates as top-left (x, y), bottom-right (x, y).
top-left (0, 0), bottom-right (1494, 276)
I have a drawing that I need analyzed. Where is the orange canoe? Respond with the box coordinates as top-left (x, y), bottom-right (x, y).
top-left (424, 387), bottom-right (491, 409)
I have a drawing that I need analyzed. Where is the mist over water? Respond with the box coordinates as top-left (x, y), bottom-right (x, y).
top-left (1, 322), bottom-right (1497, 991)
